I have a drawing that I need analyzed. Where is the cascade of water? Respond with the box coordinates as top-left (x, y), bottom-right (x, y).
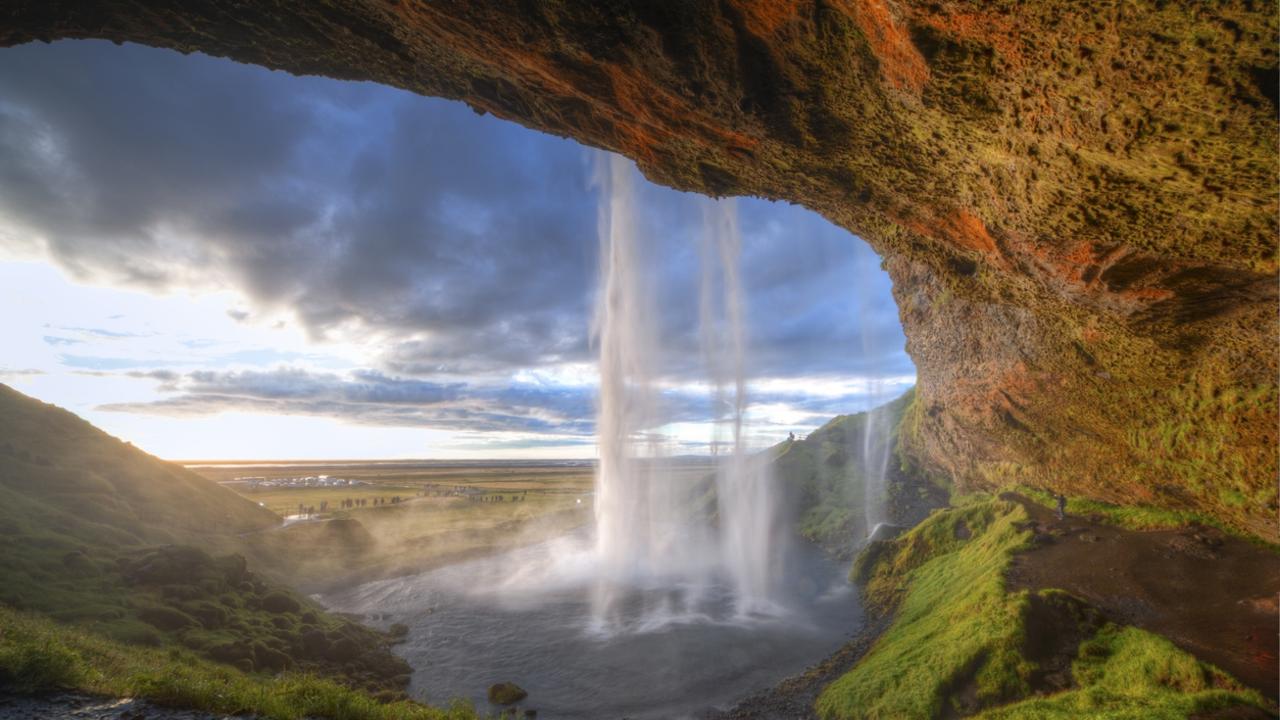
top-left (856, 253), bottom-right (892, 537)
top-left (701, 197), bottom-right (785, 616)
top-left (590, 152), bottom-right (785, 628)
top-left (590, 153), bottom-right (711, 629)
top-left (860, 384), bottom-right (892, 536)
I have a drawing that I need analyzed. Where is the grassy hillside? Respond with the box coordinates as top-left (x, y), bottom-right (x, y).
top-left (0, 384), bottom-right (440, 710)
top-left (0, 383), bottom-right (278, 543)
top-left (0, 605), bottom-right (474, 720)
top-left (773, 388), bottom-right (948, 555)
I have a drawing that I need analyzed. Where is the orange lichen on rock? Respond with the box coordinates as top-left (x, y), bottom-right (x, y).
top-left (838, 0), bottom-right (928, 94)
top-left (949, 209), bottom-right (998, 255)
top-left (916, 9), bottom-right (1027, 71)
top-left (733, 0), bottom-right (804, 37)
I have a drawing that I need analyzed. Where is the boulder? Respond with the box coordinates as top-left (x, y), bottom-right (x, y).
top-left (488, 682), bottom-right (528, 705)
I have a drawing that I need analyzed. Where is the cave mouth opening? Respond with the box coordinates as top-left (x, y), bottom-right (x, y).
top-left (0, 38), bottom-right (916, 462)
top-left (0, 38), bottom-right (916, 717)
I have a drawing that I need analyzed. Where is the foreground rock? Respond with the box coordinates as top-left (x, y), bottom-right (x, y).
top-left (487, 682), bottom-right (528, 705)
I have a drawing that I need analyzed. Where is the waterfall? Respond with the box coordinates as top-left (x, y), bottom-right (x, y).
top-left (701, 197), bottom-right (785, 616)
top-left (590, 151), bottom-right (785, 628)
top-left (861, 386), bottom-right (892, 536)
top-left (590, 153), bottom-right (711, 628)
top-left (856, 253), bottom-right (892, 537)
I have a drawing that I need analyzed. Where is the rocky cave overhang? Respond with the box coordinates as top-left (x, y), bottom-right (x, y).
top-left (5, 1), bottom-right (1277, 539)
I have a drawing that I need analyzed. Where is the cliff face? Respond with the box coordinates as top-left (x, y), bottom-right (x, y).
top-left (5, 1), bottom-right (1276, 538)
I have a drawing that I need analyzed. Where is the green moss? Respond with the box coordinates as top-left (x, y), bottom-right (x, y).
top-left (0, 606), bottom-right (474, 720)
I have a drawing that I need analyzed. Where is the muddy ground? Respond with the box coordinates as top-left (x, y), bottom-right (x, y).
top-left (1004, 493), bottom-right (1279, 701)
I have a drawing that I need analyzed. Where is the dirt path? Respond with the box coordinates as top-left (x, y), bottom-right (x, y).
top-left (1003, 492), bottom-right (1279, 700)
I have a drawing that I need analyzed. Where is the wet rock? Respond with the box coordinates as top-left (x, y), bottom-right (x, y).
top-left (488, 682), bottom-right (528, 705)
top-left (1166, 535), bottom-right (1219, 560)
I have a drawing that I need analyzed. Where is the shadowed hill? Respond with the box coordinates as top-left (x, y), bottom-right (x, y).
top-left (0, 384), bottom-right (413, 697)
top-left (0, 383), bottom-right (279, 547)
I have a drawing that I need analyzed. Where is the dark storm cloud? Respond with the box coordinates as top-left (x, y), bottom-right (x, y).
top-left (1, 40), bottom-right (913, 434)
top-left (0, 40), bottom-right (594, 374)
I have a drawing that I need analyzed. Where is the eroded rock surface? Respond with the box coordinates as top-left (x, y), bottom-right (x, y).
top-left (4, 1), bottom-right (1276, 537)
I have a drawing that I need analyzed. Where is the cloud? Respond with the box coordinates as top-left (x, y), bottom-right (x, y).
top-left (100, 365), bottom-right (909, 442)
top-left (0, 40), bottom-right (914, 444)
top-left (99, 367), bottom-right (591, 436)
top-left (0, 368), bottom-right (44, 379)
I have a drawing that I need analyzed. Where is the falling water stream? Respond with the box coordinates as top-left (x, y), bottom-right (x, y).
top-left (856, 253), bottom-right (892, 537)
top-left (592, 152), bottom-right (787, 626)
top-left (701, 197), bottom-right (787, 617)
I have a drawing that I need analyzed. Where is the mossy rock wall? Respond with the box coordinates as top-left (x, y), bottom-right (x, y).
top-left (3, 2), bottom-right (1275, 538)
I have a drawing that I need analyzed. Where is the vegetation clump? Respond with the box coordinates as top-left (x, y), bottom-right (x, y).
top-left (0, 606), bottom-right (475, 720)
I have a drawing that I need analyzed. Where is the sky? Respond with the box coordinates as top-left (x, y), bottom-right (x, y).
top-left (0, 40), bottom-right (914, 460)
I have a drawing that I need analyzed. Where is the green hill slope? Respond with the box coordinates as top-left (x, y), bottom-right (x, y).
top-left (774, 388), bottom-right (948, 556)
top-left (0, 383), bottom-right (278, 545)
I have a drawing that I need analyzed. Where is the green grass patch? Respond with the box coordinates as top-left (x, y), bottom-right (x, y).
top-left (818, 500), bottom-right (1268, 719)
top-left (974, 625), bottom-right (1267, 719)
top-left (0, 606), bottom-right (476, 720)
top-left (819, 500), bottom-right (1034, 718)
